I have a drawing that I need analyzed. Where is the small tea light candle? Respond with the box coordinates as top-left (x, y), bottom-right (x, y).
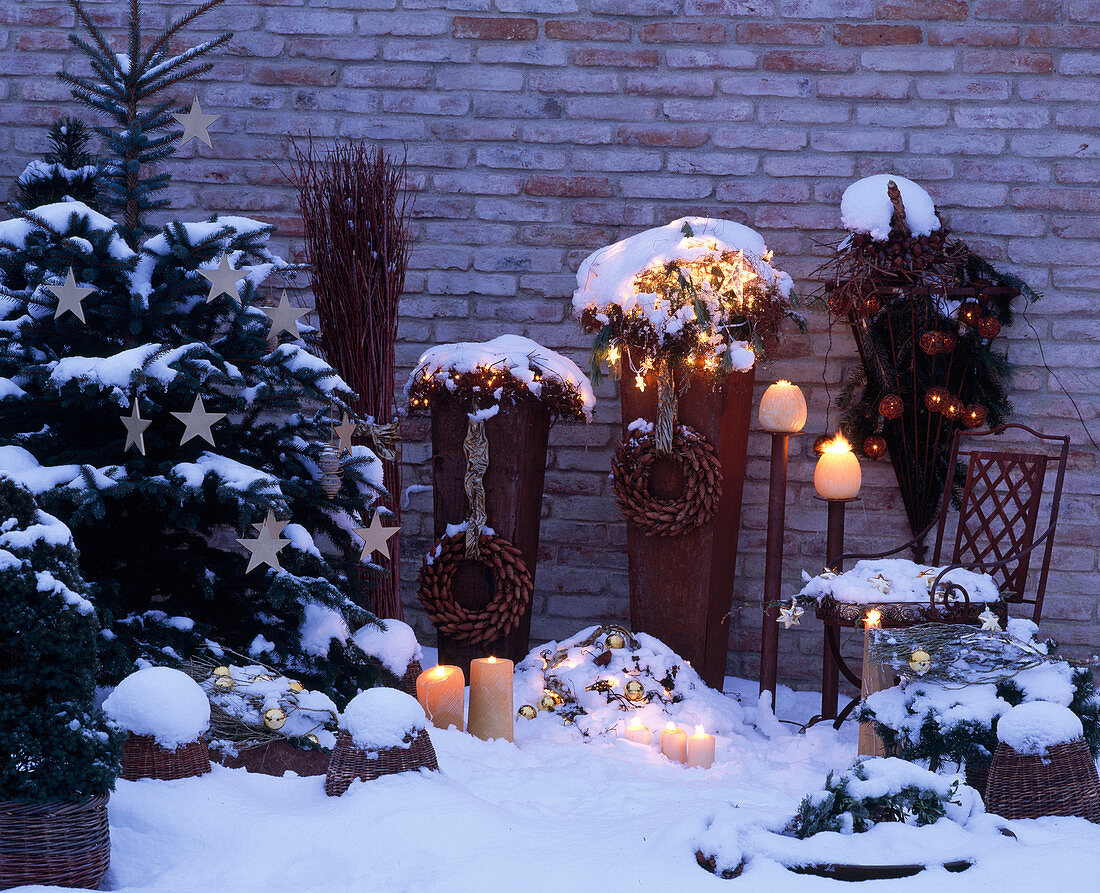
top-left (814, 433), bottom-right (862, 501)
top-left (660, 722), bottom-right (687, 764)
top-left (758, 380), bottom-right (807, 434)
top-left (687, 725), bottom-right (715, 769)
top-left (468, 656), bottom-right (514, 743)
top-left (415, 665), bottom-right (465, 732)
top-left (624, 720), bottom-right (651, 746)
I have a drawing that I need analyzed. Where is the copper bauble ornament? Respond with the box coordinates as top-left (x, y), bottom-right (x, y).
top-left (863, 435), bottom-right (887, 459)
top-left (812, 434), bottom-right (832, 457)
top-left (624, 680), bottom-right (646, 701)
top-left (878, 394), bottom-right (904, 420)
top-left (958, 301), bottom-right (982, 326)
top-left (214, 675), bottom-right (235, 691)
top-left (977, 316), bottom-right (1001, 339)
top-left (924, 387), bottom-right (949, 412)
top-left (606, 633), bottom-right (626, 650)
top-left (263, 707), bottom-right (287, 730)
top-left (943, 397), bottom-right (963, 420)
top-left (941, 331), bottom-right (957, 352)
top-left (919, 331), bottom-right (942, 355)
top-left (518, 704), bottom-right (537, 720)
top-left (962, 404), bottom-right (987, 429)
top-left (288, 680), bottom-right (304, 693)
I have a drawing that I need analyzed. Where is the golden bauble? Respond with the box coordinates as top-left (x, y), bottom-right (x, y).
top-left (263, 707), bottom-right (287, 730)
top-left (305, 733), bottom-right (320, 745)
top-left (214, 675), bottom-right (235, 691)
top-left (606, 633), bottom-right (626, 650)
top-left (253, 673), bottom-right (274, 683)
top-left (518, 705), bottom-right (537, 720)
top-left (538, 694), bottom-right (559, 711)
top-left (624, 680), bottom-right (646, 701)
top-left (909, 650), bottom-right (932, 676)
top-left (287, 680), bottom-right (304, 693)
top-left (212, 665), bottom-right (231, 677)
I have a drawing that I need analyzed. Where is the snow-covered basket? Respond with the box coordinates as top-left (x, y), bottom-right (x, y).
top-left (324, 688), bottom-right (438, 796)
top-left (103, 667), bottom-right (212, 781)
top-left (352, 618), bottom-right (424, 697)
top-left (985, 702), bottom-right (1100, 823)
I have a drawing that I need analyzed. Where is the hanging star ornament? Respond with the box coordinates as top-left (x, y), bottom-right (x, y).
top-left (353, 512), bottom-right (400, 562)
top-left (334, 413), bottom-right (357, 455)
top-left (120, 402), bottom-right (152, 455)
top-left (868, 573), bottom-right (892, 595)
top-left (978, 609), bottom-right (1002, 632)
top-left (777, 601), bottom-right (804, 629)
top-left (46, 268), bottom-right (94, 323)
top-left (199, 253), bottom-right (247, 303)
top-left (171, 395), bottom-right (226, 446)
top-left (262, 290), bottom-right (309, 338)
top-left (237, 511), bottom-right (290, 573)
top-left (172, 96), bottom-right (220, 148)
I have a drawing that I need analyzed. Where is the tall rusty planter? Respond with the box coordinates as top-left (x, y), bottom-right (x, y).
top-left (430, 398), bottom-right (551, 674)
top-left (619, 364), bottom-right (755, 690)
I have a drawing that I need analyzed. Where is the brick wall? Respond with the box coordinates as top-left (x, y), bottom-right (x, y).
top-left (2, 0), bottom-right (1098, 689)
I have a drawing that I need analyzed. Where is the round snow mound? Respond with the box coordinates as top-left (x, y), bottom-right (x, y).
top-left (840, 174), bottom-right (941, 241)
top-left (340, 687), bottom-right (427, 751)
top-left (353, 618), bottom-right (423, 677)
top-left (997, 701), bottom-right (1083, 755)
top-left (103, 666), bottom-right (211, 748)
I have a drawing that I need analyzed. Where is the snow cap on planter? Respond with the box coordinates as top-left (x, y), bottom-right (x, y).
top-left (104, 666), bottom-right (211, 749)
top-left (840, 174), bottom-right (941, 242)
top-left (405, 333), bottom-right (594, 421)
top-left (352, 618), bottom-right (423, 678)
top-left (997, 701), bottom-right (1084, 756)
top-left (340, 687), bottom-right (428, 751)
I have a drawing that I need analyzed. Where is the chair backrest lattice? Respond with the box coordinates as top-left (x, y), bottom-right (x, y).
top-left (931, 425), bottom-right (1069, 623)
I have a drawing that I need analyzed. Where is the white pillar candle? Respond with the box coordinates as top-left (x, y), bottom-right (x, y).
top-left (624, 720), bottom-right (651, 746)
top-left (814, 433), bottom-right (862, 501)
top-left (758, 380), bottom-right (807, 433)
top-left (468, 656), bottom-right (514, 743)
top-left (660, 722), bottom-right (688, 764)
top-left (415, 664), bottom-right (465, 732)
top-left (687, 725), bottom-right (715, 769)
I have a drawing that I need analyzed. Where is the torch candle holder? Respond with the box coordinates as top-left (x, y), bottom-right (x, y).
top-left (815, 494), bottom-right (860, 722)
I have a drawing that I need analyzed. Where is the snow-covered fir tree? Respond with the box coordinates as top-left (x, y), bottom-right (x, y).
top-left (0, 0), bottom-right (389, 705)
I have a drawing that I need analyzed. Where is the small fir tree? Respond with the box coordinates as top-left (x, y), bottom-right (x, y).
top-left (0, 0), bottom-right (389, 704)
top-left (13, 116), bottom-right (101, 212)
top-left (0, 477), bottom-right (120, 802)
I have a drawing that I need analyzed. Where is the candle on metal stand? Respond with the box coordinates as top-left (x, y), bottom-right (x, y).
top-left (624, 720), bottom-right (651, 746)
top-left (814, 433), bottom-right (862, 501)
top-left (660, 722), bottom-right (688, 764)
top-left (687, 725), bottom-right (715, 769)
top-left (758, 380), bottom-right (808, 434)
top-left (468, 656), bottom-right (514, 742)
top-left (415, 664), bottom-right (465, 732)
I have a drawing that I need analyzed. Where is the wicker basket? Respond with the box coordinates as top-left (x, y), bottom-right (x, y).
top-left (0, 795), bottom-right (110, 890)
top-left (120, 734), bottom-right (211, 781)
top-left (324, 728), bottom-right (438, 796)
top-left (984, 737), bottom-right (1100, 823)
top-left (402, 659), bottom-right (422, 697)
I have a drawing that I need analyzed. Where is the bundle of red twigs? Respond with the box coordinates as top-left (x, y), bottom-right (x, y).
top-left (289, 137), bottom-right (412, 619)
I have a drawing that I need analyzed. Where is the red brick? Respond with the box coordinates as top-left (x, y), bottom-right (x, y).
top-left (524, 175), bottom-right (614, 198)
top-left (735, 23), bottom-right (826, 44)
top-left (763, 50), bottom-right (858, 72)
top-left (875, 0), bottom-right (967, 18)
top-left (253, 65), bottom-right (339, 87)
top-left (615, 126), bottom-right (710, 148)
top-left (835, 24), bottom-right (923, 45)
top-left (817, 74), bottom-right (911, 99)
top-left (963, 50), bottom-right (1054, 73)
top-left (687, 0), bottom-right (777, 11)
top-left (928, 25), bottom-right (1020, 46)
top-left (13, 32), bottom-right (70, 51)
top-left (544, 20), bottom-right (631, 41)
top-left (573, 48), bottom-right (660, 68)
top-left (1025, 25), bottom-right (1100, 47)
top-left (452, 16), bottom-right (537, 40)
top-left (639, 22), bottom-right (727, 43)
top-left (1012, 187), bottom-right (1100, 212)
top-left (973, 0), bottom-right (1063, 19)
top-left (624, 74), bottom-right (716, 97)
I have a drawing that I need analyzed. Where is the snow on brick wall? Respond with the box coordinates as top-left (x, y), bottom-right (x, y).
top-left (2, 0), bottom-right (1097, 687)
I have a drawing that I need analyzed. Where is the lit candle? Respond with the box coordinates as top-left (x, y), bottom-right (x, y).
top-left (659, 722), bottom-right (687, 764)
top-left (624, 720), bottom-right (651, 746)
top-left (468, 656), bottom-right (514, 743)
top-left (758, 380), bottom-right (808, 434)
top-left (858, 610), bottom-right (889, 758)
top-left (687, 725), bottom-right (715, 769)
top-left (814, 433), bottom-right (862, 501)
top-left (415, 665), bottom-right (465, 732)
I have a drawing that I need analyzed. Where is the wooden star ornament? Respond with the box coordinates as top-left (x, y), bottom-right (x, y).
top-left (199, 253), bottom-right (247, 303)
top-left (120, 402), bottom-right (152, 455)
top-left (777, 601), bottom-right (804, 629)
top-left (334, 413), bottom-right (357, 455)
top-left (237, 510), bottom-right (290, 573)
top-left (353, 512), bottom-right (400, 562)
top-left (978, 609), bottom-right (1002, 632)
top-left (47, 268), bottom-right (94, 323)
top-left (171, 395), bottom-right (226, 446)
top-left (173, 97), bottom-right (220, 148)
top-left (263, 290), bottom-right (309, 338)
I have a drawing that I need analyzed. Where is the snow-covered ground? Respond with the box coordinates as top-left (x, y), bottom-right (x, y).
top-left (34, 660), bottom-right (1100, 893)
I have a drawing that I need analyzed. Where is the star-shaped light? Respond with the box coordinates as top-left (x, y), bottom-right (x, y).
top-left (868, 573), bottom-right (892, 594)
top-left (171, 395), bottom-right (226, 446)
top-left (172, 97), bottom-right (220, 148)
top-left (353, 512), bottom-right (400, 562)
top-left (237, 510), bottom-right (290, 573)
top-left (120, 402), bottom-right (152, 455)
top-left (199, 253), bottom-right (247, 303)
top-left (777, 602), bottom-right (804, 629)
top-left (978, 609), bottom-right (1002, 632)
top-left (334, 413), bottom-right (357, 455)
top-left (46, 268), bottom-right (94, 323)
top-left (262, 290), bottom-right (309, 338)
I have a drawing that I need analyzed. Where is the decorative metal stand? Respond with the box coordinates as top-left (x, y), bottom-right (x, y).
top-left (759, 432), bottom-right (797, 702)
top-left (819, 495), bottom-right (856, 722)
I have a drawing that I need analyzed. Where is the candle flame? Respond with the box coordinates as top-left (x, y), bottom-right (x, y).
top-left (866, 609), bottom-right (882, 629)
top-left (627, 720), bottom-right (645, 731)
top-left (695, 725), bottom-right (705, 735)
top-left (665, 721), bottom-right (676, 731)
top-left (433, 666), bottom-right (446, 678)
top-left (775, 379), bottom-right (792, 387)
top-left (822, 432), bottom-right (853, 454)
top-left (487, 656), bottom-right (496, 664)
